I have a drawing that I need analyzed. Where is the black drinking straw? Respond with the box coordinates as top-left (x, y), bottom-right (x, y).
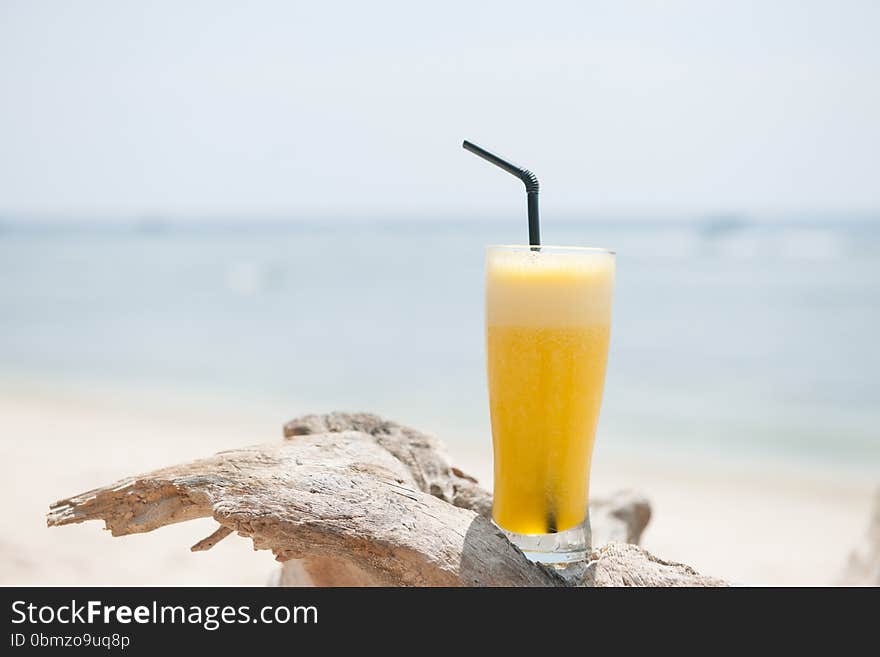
top-left (462, 140), bottom-right (541, 246)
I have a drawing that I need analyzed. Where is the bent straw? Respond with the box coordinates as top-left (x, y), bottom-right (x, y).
top-left (462, 140), bottom-right (541, 246)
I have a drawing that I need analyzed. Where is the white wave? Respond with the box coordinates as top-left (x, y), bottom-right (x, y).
top-left (776, 228), bottom-right (847, 261)
top-left (710, 227), bottom-right (848, 261)
top-left (225, 262), bottom-right (265, 296)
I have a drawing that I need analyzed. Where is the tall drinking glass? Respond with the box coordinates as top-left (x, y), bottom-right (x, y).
top-left (486, 245), bottom-right (615, 564)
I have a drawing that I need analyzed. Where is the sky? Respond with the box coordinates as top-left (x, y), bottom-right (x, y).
top-left (1, 0), bottom-right (878, 219)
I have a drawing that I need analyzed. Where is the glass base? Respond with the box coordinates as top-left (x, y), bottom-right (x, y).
top-left (496, 516), bottom-right (592, 566)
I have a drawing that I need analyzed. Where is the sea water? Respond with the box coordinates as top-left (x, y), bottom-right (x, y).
top-left (1, 216), bottom-right (878, 477)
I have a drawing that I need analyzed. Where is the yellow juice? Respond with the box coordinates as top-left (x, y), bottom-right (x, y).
top-left (486, 246), bottom-right (614, 535)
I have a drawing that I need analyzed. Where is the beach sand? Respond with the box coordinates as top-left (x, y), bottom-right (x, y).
top-left (0, 386), bottom-right (873, 586)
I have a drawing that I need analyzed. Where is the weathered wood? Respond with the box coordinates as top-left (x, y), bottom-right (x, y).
top-left (581, 543), bottom-right (725, 586)
top-left (48, 412), bottom-right (725, 586)
top-left (283, 413), bottom-right (494, 517)
top-left (839, 488), bottom-right (880, 586)
top-left (191, 525), bottom-right (233, 552)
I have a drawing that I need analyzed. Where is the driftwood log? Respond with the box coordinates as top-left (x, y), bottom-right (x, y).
top-left (839, 488), bottom-right (880, 586)
top-left (47, 412), bottom-right (725, 586)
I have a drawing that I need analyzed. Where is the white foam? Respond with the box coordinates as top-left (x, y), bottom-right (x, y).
top-left (486, 247), bottom-right (615, 327)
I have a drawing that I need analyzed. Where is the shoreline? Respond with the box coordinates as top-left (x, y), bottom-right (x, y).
top-left (0, 381), bottom-right (874, 585)
top-left (4, 371), bottom-right (876, 486)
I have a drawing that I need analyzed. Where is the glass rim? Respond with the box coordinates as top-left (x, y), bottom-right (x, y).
top-left (487, 244), bottom-right (616, 256)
